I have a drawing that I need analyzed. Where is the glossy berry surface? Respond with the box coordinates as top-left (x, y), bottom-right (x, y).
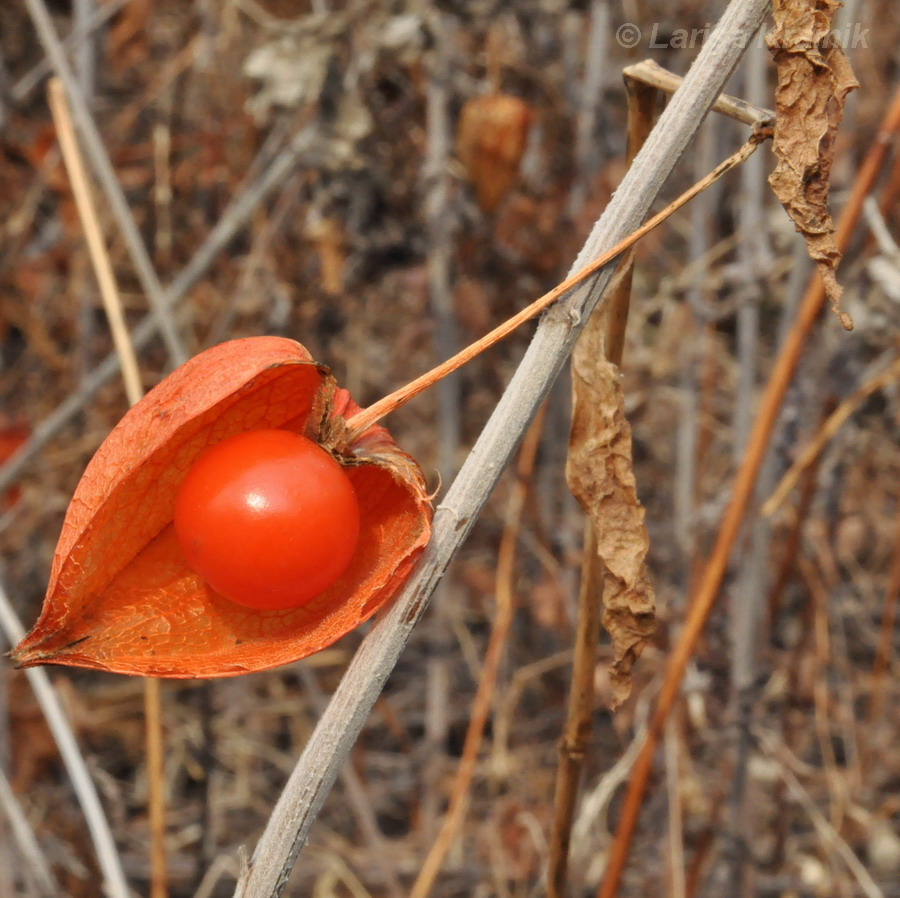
top-left (174, 429), bottom-right (360, 610)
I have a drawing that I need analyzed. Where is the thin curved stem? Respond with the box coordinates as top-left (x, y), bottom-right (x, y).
top-left (346, 135), bottom-right (766, 437)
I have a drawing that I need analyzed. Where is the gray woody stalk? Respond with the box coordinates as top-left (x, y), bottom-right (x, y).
top-left (235, 1), bottom-right (773, 895)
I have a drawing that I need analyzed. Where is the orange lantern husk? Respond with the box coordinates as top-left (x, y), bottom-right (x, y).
top-left (10, 337), bottom-right (432, 678)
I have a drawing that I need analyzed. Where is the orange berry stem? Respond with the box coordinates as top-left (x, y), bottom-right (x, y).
top-left (346, 131), bottom-right (768, 437)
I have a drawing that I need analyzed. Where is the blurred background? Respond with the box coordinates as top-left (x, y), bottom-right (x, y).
top-left (0, 1), bottom-right (897, 896)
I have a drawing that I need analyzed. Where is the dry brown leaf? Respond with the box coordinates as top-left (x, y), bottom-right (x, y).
top-left (566, 308), bottom-right (656, 708)
top-left (457, 94), bottom-right (532, 213)
top-left (767, 0), bottom-right (859, 330)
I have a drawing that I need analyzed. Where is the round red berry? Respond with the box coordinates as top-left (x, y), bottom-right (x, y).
top-left (174, 429), bottom-right (360, 610)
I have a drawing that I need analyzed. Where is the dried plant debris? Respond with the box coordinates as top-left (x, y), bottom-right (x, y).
top-left (457, 94), bottom-right (533, 213)
top-left (766, 0), bottom-right (859, 330)
top-left (242, 10), bottom-right (424, 122)
top-left (566, 310), bottom-right (656, 709)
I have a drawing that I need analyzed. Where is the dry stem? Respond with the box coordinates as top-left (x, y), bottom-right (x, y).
top-left (623, 58), bottom-right (775, 128)
top-left (24, 0), bottom-right (187, 365)
top-left (47, 78), bottom-right (143, 407)
top-left (547, 521), bottom-right (604, 898)
top-left (762, 355), bottom-right (900, 516)
top-left (547, 64), bottom-right (656, 897)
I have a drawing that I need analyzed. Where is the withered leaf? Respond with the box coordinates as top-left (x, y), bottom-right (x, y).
top-left (566, 308), bottom-right (656, 709)
top-left (767, 0), bottom-right (858, 330)
top-left (457, 94), bottom-right (532, 213)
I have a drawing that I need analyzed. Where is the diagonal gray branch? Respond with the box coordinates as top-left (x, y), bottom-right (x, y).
top-left (0, 582), bottom-right (130, 898)
top-left (0, 767), bottom-right (60, 897)
top-left (233, 1), bottom-right (772, 896)
top-left (12, 0), bottom-right (130, 102)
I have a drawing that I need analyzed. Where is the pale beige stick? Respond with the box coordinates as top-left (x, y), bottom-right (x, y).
top-left (664, 717), bottom-right (686, 898)
top-left (234, 4), bottom-right (773, 892)
top-left (762, 354), bottom-right (900, 517)
top-left (48, 77), bottom-right (168, 898)
top-left (48, 78), bottom-right (142, 407)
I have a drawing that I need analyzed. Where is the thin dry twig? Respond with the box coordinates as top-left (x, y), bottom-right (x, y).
top-left (347, 134), bottom-right (769, 437)
top-left (547, 63), bottom-right (661, 895)
top-left (0, 766), bottom-right (59, 897)
top-left (548, 83), bottom-right (651, 898)
top-left (0, 583), bottom-right (130, 898)
top-left (547, 518), bottom-right (603, 898)
top-left (755, 728), bottom-right (884, 898)
top-left (233, 3), bottom-right (773, 893)
top-left (762, 354), bottom-right (900, 516)
top-left (47, 77), bottom-right (143, 407)
top-left (622, 58), bottom-right (775, 128)
top-left (145, 677), bottom-right (169, 898)
top-left (595, 84), bottom-right (900, 898)
top-left (664, 718), bottom-right (686, 898)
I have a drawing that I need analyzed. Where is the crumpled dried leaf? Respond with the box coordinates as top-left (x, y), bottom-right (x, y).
top-left (566, 311), bottom-right (656, 708)
top-left (766, 0), bottom-right (859, 330)
top-left (11, 338), bottom-right (432, 678)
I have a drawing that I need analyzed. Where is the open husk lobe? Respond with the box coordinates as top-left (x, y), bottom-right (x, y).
top-left (11, 337), bottom-right (432, 678)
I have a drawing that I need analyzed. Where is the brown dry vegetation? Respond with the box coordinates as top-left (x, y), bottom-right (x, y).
top-left (0, 1), bottom-right (898, 897)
